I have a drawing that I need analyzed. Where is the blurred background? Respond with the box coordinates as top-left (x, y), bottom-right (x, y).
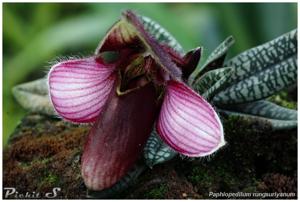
top-left (3, 3), bottom-right (297, 146)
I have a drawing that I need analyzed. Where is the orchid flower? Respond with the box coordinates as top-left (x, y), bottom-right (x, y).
top-left (47, 10), bottom-right (225, 191)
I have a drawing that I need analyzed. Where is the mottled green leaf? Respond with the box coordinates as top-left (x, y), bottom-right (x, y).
top-left (213, 55), bottom-right (297, 104)
top-left (202, 67), bottom-right (234, 101)
top-left (221, 100), bottom-right (297, 120)
top-left (218, 109), bottom-right (297, 130)
top-left (12, 78), bottom-right (55, 115)
top-left (193, 67), bottom-right (232, 96)
top-left (224, 29), bottom-right (297, 82)
top-left (140, 16), bottom-right (184, 54)
top-left (87, 163), bottom-right (146, 198)
top-left (191, 36), bottom-right (235, 82)
top-left (204, 36), bottom-right (234, 67)
top-left (144, 129), bottom-right (177, 168)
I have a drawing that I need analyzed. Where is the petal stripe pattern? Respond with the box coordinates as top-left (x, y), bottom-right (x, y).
top-left (48, 57), bottom-right (116, 123)
top-left (157, 80), bottom-right (225, 157)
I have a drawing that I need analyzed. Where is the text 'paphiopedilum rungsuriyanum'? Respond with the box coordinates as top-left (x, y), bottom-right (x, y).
top-left (47, 10), bottom-right (225, 191)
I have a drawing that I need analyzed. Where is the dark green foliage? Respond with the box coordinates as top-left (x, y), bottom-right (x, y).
top-left (214, 55), bottom-right (297, 104)
top-left (12, 78), bottom-right (55, 115)
top-left (212, 29), bottom-right (297, 105)
top-left (202, 67), bottom-right (233, 100)
top-left (225, 29), bottom-right (297, 82)
top-left (222, 100), bottom-right (297, 120)
top-left (192, 36), bottom-right (235, 82)
top-left (144, 130), bottom-right (177, 168)
top-left (193, 67), bottom-right (232, 95)
top-left (141, 16), bottom-right (184, 54)
top-left (192, 29), bottom-right (297, 131)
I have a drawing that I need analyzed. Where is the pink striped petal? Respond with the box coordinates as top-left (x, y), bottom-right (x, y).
top-left (48, 57), bottom-right (116, 123)
top-left (157, 80), bottom-right (225, 157)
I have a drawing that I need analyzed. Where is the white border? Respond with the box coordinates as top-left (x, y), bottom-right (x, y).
top-left (1, 1), bottom-right (298, 202)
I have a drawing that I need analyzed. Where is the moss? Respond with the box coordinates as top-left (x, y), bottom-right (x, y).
top-left (257, 173), bottom-right (297, 195)
top-left (186, 163), bottom-right (240, 196)
top-left (188, 167), bottom-right (213, 187)
top-left (241, 185), bottom-right (257, 193)
top-left (18, 157), bottom-right (52, 169)
top-left (144, 183), bottom-right (168, 199)
top-left (3, 111), bottom-right (297, 199)
top-left (44, 173), bottom-right (59, 185)
top-left (268, 91), bottom-right (297, 109)
top-left (127, 163), bottom-right (200, 199)
top-left (38, 173), bottom-right (60, 190)
top-left (177, 114), bottom-right (297, 199)
top-left (3, 114), bottom-right (90, 199)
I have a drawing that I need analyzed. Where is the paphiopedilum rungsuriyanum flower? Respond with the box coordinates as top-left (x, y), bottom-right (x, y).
top-left (48, 10), bottom-right (225, 191)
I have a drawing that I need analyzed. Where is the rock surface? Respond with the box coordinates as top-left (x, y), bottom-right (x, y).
top-left (3, 112), bottom-right (297, 199)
